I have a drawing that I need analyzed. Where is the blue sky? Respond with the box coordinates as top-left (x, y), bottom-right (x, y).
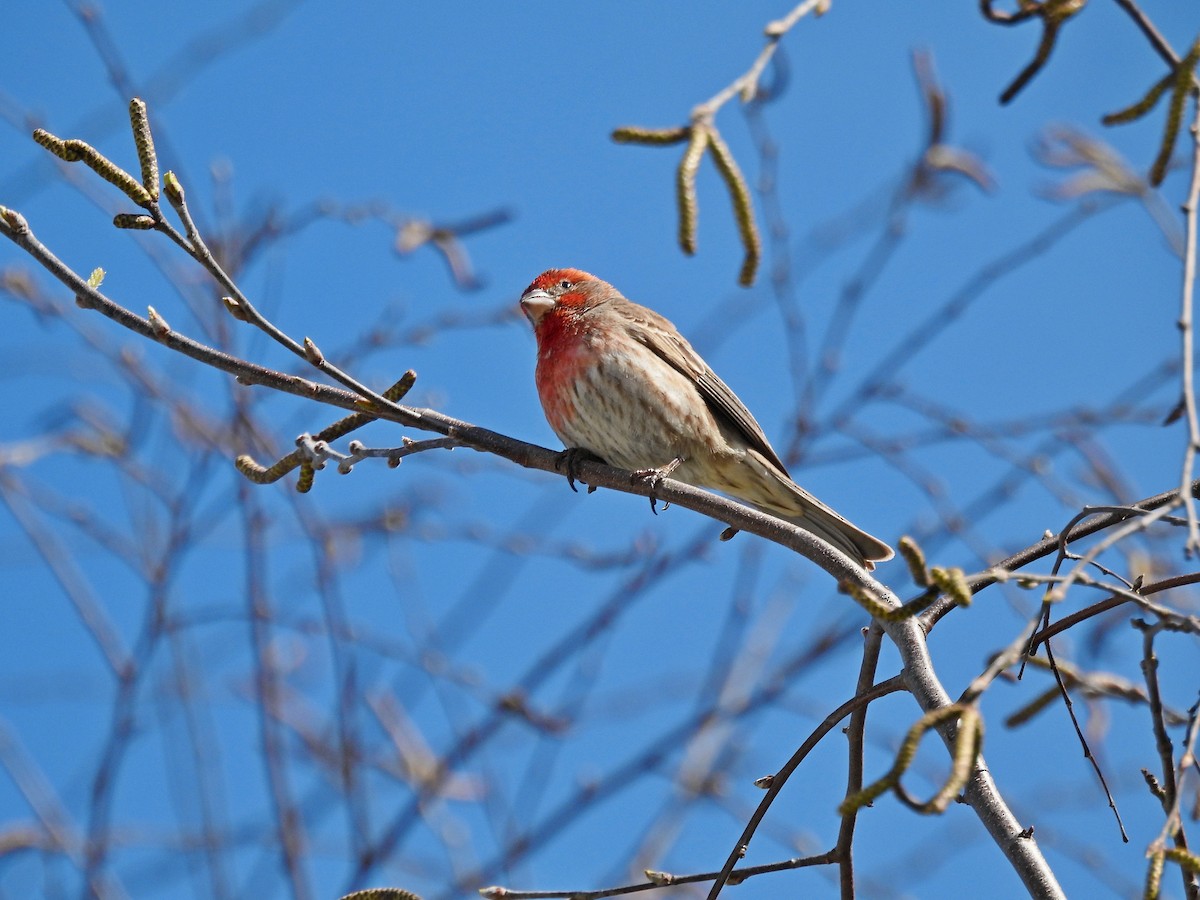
top-left (1, 3), bottom-right (1198, 899)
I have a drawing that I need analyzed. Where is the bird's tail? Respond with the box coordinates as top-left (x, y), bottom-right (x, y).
top-left (740, 453), bottom-right (893, 569)
top-left (775, 496), bottom-right (893, 571)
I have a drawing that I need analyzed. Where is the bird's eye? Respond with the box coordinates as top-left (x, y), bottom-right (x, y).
top-left (559, 280), bottom-right (571, 290)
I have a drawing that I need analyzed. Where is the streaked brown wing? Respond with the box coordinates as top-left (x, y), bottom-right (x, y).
top-left (620, 299), bottom-right (791, 475)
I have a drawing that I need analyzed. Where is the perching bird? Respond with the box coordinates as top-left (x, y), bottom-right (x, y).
top-left (519, 268), bottom-right (893, 569)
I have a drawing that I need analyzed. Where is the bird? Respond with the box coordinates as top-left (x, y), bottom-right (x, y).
top-left (518, 268), bottom-right (893, 569)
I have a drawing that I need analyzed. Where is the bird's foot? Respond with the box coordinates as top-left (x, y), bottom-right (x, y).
top-left (555, 447), bottom-right (602, 493)
top-left (631, 456), bottom-right (684, 515)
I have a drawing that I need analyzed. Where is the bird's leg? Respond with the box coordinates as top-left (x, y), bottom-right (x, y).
top-left (555, 447), bottom-right (603, 493)
top-left (632, 456), bottom-right (684, 515)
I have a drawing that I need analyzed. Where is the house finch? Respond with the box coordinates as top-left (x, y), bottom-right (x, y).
top-left (519, 268), bottom-right (893, 569)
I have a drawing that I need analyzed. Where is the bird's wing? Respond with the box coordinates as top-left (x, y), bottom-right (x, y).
top-left (623, 302), bottom-right (791, 475)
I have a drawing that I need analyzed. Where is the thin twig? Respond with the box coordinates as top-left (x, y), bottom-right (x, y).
top-left (693, 0), bottom-right (827, 118)
top-left (1041, 637), bottom-right (1129, 840)
top-left (1136, 620), bottom-right (1199, 900)
top-left (1109, 0), bottom-right (1182, 71)
top-left (922, 481), bottom-right (1200, 629)
top-left (482, 850), bottom-right (840, 899)
top-left (836, 623), bottom-right (886, 898)
top-left (1177, 97), bottom-right (1200, 554)
top-left (705, 675), bottom-right (904, 899)
top-left (156, 176), bottom-right (407, 414)
top-left (1029, 572), bottom-right (1200, 647)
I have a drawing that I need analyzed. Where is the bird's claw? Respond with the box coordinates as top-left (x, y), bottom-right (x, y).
top-left (556, 447), bottom-right (602, 493)
top-left (631, 468), bottom-right (664, 514)
top-left (632, 457), bottom-right (683, 516)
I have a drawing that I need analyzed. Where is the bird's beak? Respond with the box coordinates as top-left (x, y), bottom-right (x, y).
top-left (519, 288), bottom-right (554, 326)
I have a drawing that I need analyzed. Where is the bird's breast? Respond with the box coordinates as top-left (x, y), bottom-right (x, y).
top-left (534, 331), bottom-right (727, 474)
top-left (534, 335), bottom-right (597, 437)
